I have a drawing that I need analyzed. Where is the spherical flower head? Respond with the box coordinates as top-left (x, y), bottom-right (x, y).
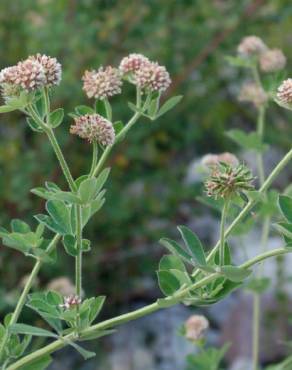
top-left (205, 162), bottom-right (255, 199)
top-left (29, 53), bottom-right (62, 86)
top-left (15, 59), bottom-right (46, 92)
top-left (119, 53), bottom-right (150, 75)
top-left (134, 61), bottom-right (171, 93)
top-left (70, 113), bottom-right (115, 146)
top-left (47, 277), bottom-right (76, 296)
top-left (202, 152), bottom-right (239, 168)
top-left (185, 315), bottom-right (209, 341)
top-left (238, 82), bottom-right (267, 108)
top-left (237, 36), bottom-right (267, 57)
top-left (0, 66), bottom-right (19, 85)
top-left (259, 49), bottom-right (286, 73)
top-left (82, 66), bottom-right (122, 100)
top-left (277, 79), bottom-right (292, 105)
top-left (59, 295), bottom-right (81, 310)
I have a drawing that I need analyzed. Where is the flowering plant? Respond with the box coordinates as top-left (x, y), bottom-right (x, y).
top-left (0, 43), bottom-right (291, 370)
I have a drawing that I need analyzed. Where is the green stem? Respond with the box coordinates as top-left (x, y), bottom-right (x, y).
top-left (7, 247), bottom-right (290, 370)
top-left (219, 199), bottom-right (229, 265)
top-left (0, 235), bottom-right (60, 363)
top-left (75, 205), bottom-right (83, 330)
top-left (89, 142), bottom-right (98, 177)
top-left (92, 111), bottom-right (141, 177)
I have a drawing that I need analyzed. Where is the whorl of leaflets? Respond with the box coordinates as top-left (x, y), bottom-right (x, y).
top-left (70, 113), bottom-right (115, 146)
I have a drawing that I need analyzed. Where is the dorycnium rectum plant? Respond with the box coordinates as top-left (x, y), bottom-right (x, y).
top-left (0, 44), bottom-right (291, 370)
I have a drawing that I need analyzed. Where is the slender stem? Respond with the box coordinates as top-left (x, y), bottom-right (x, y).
top-left (0, 235), bottom-right (60, 363)
top-left (89, 142), bottom-right (98, 177)
top-left (7, 247), bottom-right (290, 370)
top-left (219, 199), bottom-right (229, 265)
top-left (75, 205), bottom-right (83, 331)
top-left (92, 111), bottom-right (141, 177)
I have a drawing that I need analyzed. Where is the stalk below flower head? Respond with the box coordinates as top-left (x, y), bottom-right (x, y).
top-left (205, 162), bottom-right (255, 199)
top-left (82, 66), bottom-right (122, 100)
top-left (70, 113), bottom-right (115, 146)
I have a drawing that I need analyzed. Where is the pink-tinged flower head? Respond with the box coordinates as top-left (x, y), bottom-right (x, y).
top-left (202, 152), bottom-right (239, 168)
top-left (259, 49), bottom-right (286, 73)
top-left (238, 82), bottom-right (267, 108)
top-left (134, 61), bottom-right (171, 93)
top-left (119, 53), bottom-right (150, 75)
top-left (237, 36), bottom-right (267, 57)
top-left (70, 113), bottom-right (115, 146)
top-left (277, 79), bottom-right (292, 104)
top-left (185, 315), bottom-right (209, 341)
top-left (29, 53), bottom-right (62, 86)
top-left (0, 66), bottom-right (19, 85)
top-left (82, 66), bottom-right (122, 100)
top-left (15, 59), bottom-right (46, 92)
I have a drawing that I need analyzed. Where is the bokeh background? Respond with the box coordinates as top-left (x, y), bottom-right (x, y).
top-left (0, 1), bottom-right (292, 369)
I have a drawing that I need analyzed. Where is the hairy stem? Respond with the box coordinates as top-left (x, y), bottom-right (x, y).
top-left (7, 247), bottom-right (290, 370)
top-left (89, 142), bottom-right (98, 177)
top-left (0, 235), bottom-right (60, 363)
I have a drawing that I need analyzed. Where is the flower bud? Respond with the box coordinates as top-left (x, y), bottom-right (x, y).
top-left (70, 113), bottom-right (115, 146)
top-left (134, 61), bottom-right (171, 93)
top-left (119, 53), bottom-right (150, 75)
top-left (259, 49), bottom-right (286, 73)
top-left (237, 36), bottom-right (267, 57)
top-left (59, 295), bottom-right (81, 310)
top-left (29, 54), bottom-right (62, 86)
top-left (185, 315), bottom-right (209, 341)
top-left (238, 82), bottom-right (267, 108)
top-left (82, 66), bottom-right (122, 100)
top-left (277, 79), bottom-right (292, 105)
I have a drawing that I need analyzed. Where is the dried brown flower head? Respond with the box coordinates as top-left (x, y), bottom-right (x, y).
top-left (205, 163), bottom-right (254, 199)
top-left (82, 66), bottom-right (122, 100)
top-left (238, 82), bottom-right (267, 108)
top-left (29, 54), bottom-right (62, 86)
top-left (237, 36), bottom-right (267, 57)
top-left (277, 79), bottom-right (292, 104)
top-left (259, 49), bottom-right (286, 73)
top-left (185, 315), bottom-right (209, 341)
top-left (134, 61), bottom-right (171, 92)
top-left (119, 53), bottom-right (150, 75)
top-left (15, 59), bottom-right (46, 92)
top-left (70, 113), bottom-right (115, 146)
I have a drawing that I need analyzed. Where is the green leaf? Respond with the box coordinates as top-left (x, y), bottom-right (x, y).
top-left (225, 55), bottom-right (253, 68)
top-left (46, 291), bottom-right (62, 306)
top-left (177, 226), bottom-right (206, 266)
top-left (159, 238), bottom-right (192, 264)
top-left (220, 265), bottom-right (252, 282)
top-left (80, 329), bottom-right (115, 341)
top-left (75, 105), bottom-right (95, 115)
top-left (46, 200), bottom-right (72, 235)
top-left (35, 214), bottom-right (67, 235)
top-left (0, 105), bottom-right (17, 113)
top-left (245, 277), bottom-right (270, 294)
top-left (78, 178), bottom-right (98, 204)
top-left (62, 235), bottom-right (77, 256)
top-left (66, 340), bottom-right (96, 360)
top-left (88, 296), bottom-right (106, 324)
top-left (53, 191), bottom-right (82, 204)
top-left (31, 187), bottom-right (51, 200)
top-left (113, 120), bottom-right (124, 134)
top-left (49, 108), bottom-right (64, 128)
top-left (214, 242), bottom-right (232, 266)
top-left (9, 324), bottom-right (57, 338)
top-left (21, 355), bottom-right (52, 370)
top-left (157, 270), bottom-right (181, 296)
top-left (95, 100), bottom-right (107, 116)
top-left (278, 195), bottom-right (292, 222)
top-left (95, 167), bottom-right (110, 194)
top-left (273, 222), bottom-right (292, 240)
top-left (11, 219), bottom-right (31, 233)
top-left (26, 117), bottom-right (43, 132)
top-left (45, 182), bottom-right (60, 192)
top-left (147, 91), bottom-right (160, 119)
top-left (226, 129), bottom-right (267, 153)
top-left (156, 95), bottom-right (183, 118)
top-left (159, 255), bottom-right (186, 272)
top-left (81, 239), bottom-right (91, 252)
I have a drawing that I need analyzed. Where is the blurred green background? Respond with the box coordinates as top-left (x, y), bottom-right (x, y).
top-left (0, 0), bottom-right (292, 368)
